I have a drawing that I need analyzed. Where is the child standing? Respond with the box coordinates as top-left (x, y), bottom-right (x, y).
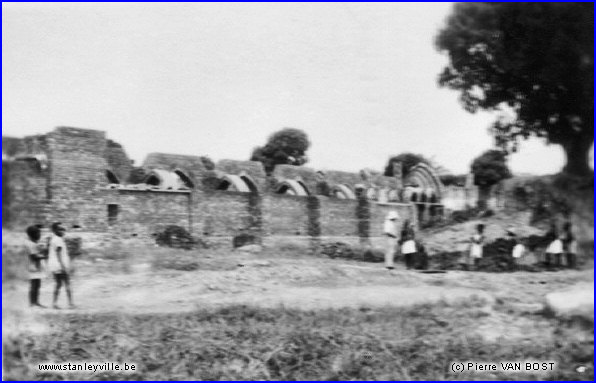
top-left (469, 224), bottom-right (485, 270)
top-left (544, 222), bottom-right (563, 269)
top-left (47, 222), bottom-right (75, 309)
top-left (24, 225), bottom-right (47, 308)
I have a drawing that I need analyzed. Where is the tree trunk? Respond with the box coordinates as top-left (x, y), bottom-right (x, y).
top-left (477, 185), bottom-right (491, 210)
top-left (562, 136), bottom-right (593, 176)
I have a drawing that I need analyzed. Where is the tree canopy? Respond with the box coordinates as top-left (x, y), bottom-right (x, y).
top-left (383, 153), bottom-right (431, 177)
top-left (250, 128), bottom-right (310, 174)
top-left (436, 3), bottom-right (593, 175)
top-left (471, 149), bottom-right (511, 188)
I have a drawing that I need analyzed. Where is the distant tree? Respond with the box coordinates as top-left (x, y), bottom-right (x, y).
top-left (127, 167), bottom-right (147, 184)
top-left (250, 128), bottom-right (310, 174)
top-left (436, 3), bottom-right (593, 175)
top-left (471, 150), bottom-right (512, 209)
top-left (383, 153), bottom-right (431, 177)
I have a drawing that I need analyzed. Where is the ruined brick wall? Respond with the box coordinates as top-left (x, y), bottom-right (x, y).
top-left (318, 197), bottom-right (359, 237)
top-left (271, 165), bottom-right (318, 194)
top-left (105, 140), bottom-right (133, 182)
top-left (104, 189), bottom-right (191, 238)
top-left (3, 160), bottom-right (51, 228)
top-left (143, 153), bottom-right (207, 188)
top-left (261, 194), bottom-right (310, 236)
top-left (215, 160), bottom-right (267, 192)
top-left (196, 190), bottom-right (259, 239)
top-left (323, 170), bottom-right (363, 189)
top-left (46, 127), bottom-right (108, 230)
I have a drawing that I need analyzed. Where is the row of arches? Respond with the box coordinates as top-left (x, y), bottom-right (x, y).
top-left (105, 168), bottom-right (441, 204)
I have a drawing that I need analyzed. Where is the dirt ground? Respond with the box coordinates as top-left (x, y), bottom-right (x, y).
top-left (3, 248), bottom-right (593, 343)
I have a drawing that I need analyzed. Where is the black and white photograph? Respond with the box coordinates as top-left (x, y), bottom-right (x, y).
top-left (2, 2), bottom-right (593, 380)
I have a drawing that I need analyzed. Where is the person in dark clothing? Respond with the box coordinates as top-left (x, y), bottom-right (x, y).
top-left (24, 225), bottom-right (47, 308)
top-left (561, 222), bottom-right (577, 269)
top-left (399, 220), bottom-right (417, 269)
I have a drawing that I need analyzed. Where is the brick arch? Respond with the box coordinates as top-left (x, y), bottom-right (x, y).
top-left (404, 163), bottom-right (444, 200)
top-left (331, 184), bottom-right (356, 200)
top-left (105, 169), bottom-right (120, 184)
top-left (275, 179), bottom-right (310, 196)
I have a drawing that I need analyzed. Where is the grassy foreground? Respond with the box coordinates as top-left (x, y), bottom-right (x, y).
top-left (3, 300), bottom-right (592, 381)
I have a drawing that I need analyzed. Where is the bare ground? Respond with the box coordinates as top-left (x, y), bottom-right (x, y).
top-left (3, 248), bottom-right (592, 344)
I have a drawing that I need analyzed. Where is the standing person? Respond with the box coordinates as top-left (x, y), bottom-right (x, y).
top-left (469, 223), bottom-right (485, 270)
top-left (24, 225), bottom-right (48, 308)
top-left (400, 220), bottom-right (417, 270)
top-left (544, 222), bottom-right (562, 269)
top-left (507, 228), bottom-right (525, 271)
top-left (561, 222), bottom-right (577, 269)
top-left (47, 222), bottom-right (75, 309)
top-left (383, 211), bottom-right (400, 270)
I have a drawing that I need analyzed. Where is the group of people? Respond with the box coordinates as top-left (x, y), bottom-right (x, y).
top-left (383, 210), bottom-right (579, 271)
top-left (24, 222), bottom-right (75, 309)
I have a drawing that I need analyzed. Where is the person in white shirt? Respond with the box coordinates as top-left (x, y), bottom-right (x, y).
top-left (24, 225), bottom-right (47, 308)
top-left (47, 222), bottom-right (74, 309)
top-left (469, 223), bottom-right (485, 270)
top-left (507, 228), bottom-right (525, 271)
top-left (383, 211), bottom-right (400, 270)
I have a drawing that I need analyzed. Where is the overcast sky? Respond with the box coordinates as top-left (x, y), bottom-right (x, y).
top-left (3, 2), bottom-right (591, 175)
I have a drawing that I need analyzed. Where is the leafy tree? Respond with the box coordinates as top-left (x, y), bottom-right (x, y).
top-left (250, 128), bottom-right (310, 174)
top-left (436, 3), bottom-right (593, 175)
top-left (383, 153), bottom-right (431, 176)
top-left (471, 149), bottom-right (512, 209)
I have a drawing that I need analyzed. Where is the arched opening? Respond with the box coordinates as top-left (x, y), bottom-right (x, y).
top-left (366, 188), bottom-right (377, 201)
top-left (217, 179), bottom-right (231, 191)
top-left (106, 170), bottom-right (120, 184)
top-left (332, 184), bottom-right (356, 200)
top-left (276, 180), bottom-right (309, 196)
top-left (146, 174), bottom-right (160, 186)
top-left (174, 170), bottom-right (194, 189)
top-left (411, 193), bottom-right (418, 203)
top-left (296, 181), bottom-right (310, 196)
top-left (240, 175), bottom-right (258, 193)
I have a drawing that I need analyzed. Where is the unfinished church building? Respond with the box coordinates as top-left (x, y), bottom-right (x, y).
top-left (2, 127), bottom-right (446, 248)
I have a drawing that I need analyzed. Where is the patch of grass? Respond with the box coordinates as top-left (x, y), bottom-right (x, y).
top-left (4, 301), bottom-right (592, 380)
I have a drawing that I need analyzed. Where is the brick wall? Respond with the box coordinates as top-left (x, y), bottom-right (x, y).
top-left (262, 194), bottom-right (310, 236)
top-left (215, 160), bottom-right (267, 193)
top-left (143, 153), bottom-right (207, 189)
top-left (47, 127), bottom-right (108, 230)
top-left (105, 141), bottom-right (133, 182)
top-left (196, 190), bottom-right (257, 238)
top-left (104, 189), bottom-right (191, 239)
top-left (318, 197), bottom-right (359, 237)
top-left (3, 160), bottom-right (50, 229)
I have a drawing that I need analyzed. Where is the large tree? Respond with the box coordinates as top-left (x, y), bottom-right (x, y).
top-left (250, 128), bottom-right (310, 175)
top-left (436, 3), bottom-right (593, 175)
top-left (471, 149), bottom-right (512, 209)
